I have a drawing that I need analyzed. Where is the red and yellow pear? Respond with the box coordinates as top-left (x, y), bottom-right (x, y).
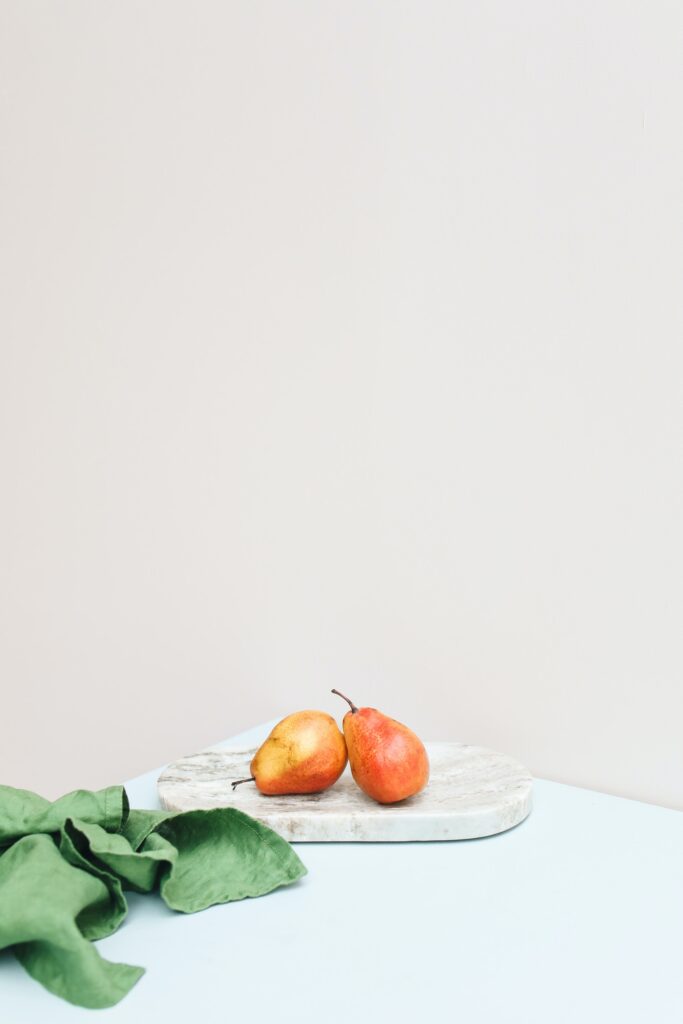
top-left (232, 710), bottom-right (347, 796)
top-left (332, 689), bottom-right (429, 804)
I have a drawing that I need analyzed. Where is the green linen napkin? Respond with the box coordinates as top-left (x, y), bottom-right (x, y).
top-left (0, 783), bottom-right (306, 1008)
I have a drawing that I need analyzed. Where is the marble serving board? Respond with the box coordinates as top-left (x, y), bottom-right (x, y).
top-left (157, 742), bottom-right (533, 842)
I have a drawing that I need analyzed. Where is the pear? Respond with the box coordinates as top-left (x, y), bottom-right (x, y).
top-left (331, 689), bottom-right (429, 804)
top-left (232, 710), bottom-right (347, 796)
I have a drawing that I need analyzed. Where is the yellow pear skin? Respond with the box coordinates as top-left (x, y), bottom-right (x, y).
top-left (233, 711), bottom-right (347, 796)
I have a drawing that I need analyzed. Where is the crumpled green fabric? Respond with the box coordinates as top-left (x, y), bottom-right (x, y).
top-left (0, 783), bottom-right (306, 1008)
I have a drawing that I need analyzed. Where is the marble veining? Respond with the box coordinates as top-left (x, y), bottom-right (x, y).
top-left (157, 743), bottom-right (533, 842)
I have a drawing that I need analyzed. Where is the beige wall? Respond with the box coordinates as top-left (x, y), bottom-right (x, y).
top-left (1, 2), bottom-right (682, 809)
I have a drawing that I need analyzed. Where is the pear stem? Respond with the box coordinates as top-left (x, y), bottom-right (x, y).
top-left (231, 776), bottom-right (256, 790)
top-left (331, 688), bottom-right (358, 713)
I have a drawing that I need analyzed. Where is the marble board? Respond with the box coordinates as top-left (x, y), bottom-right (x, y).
top-left (157, 742), bottom-right (533, 842)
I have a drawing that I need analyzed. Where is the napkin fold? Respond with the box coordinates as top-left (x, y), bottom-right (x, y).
top-left (0, 783), bottom-right (306, 1008)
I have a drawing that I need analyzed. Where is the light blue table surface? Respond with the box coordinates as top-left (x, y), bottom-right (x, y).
top-left (3, 722), bottom-right (682, 1023)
